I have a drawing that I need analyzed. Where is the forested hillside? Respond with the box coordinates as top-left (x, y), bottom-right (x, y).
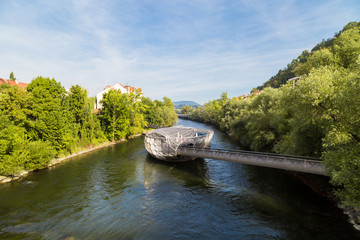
top-left (257, 21), bottom-right (360, 90)
top-left (0, 77), bottom-right (177, 176)
top-left (188, 21), bottom-right (360, 223)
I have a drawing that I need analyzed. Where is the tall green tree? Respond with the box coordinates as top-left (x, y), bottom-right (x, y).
top-left (141, 97), bottom-right (157, 125)
top-left (68, 85), bottom-right (105, 145)
top-left (99, 89), bottom-right (131, 141)
top-left (128, 90), bottom-right (147, 135)
top-left (0, 84), bottom-right (32, 128)
top-left (68, 85), bottom-right (87, 125)
top-left (161, 97), bottom-right (177, 126)
top-left (9, 72), bottom-right (16, 81)
top-left (27, 76), bottom-right (74, 152)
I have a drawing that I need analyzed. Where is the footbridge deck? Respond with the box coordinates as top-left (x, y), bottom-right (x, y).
top-left (176, 147), bottom-right (326, 175)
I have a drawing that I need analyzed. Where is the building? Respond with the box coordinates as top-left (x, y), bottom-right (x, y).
top-left (95, 83), bottom-right (141, 110)
top-left (0, 78), bottom-right (28, 90)
top-left (240, 90), bottom-right (263, 100)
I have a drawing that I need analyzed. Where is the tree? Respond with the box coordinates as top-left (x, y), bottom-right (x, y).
top-left (68, 85), bottom-right (87, 125)
top-left (67, 85), bottom-right (105, 145)
top-left (0, 115), bottom-right (56, 176)
top-left (0, 84), bottom-right (32, 128)
top-left (180, 105), bottom-right (192, 114)
top-left (141, 97), bottom-right (157, 126)
top-left (293, 48), bottom-right (336, 76)
top-left (27, 76), bottom-right (74, 152)
top-left (320, 71), bottom-right (360, 210)
top-left (161, 97), bottom-right (178, 126)
top-left (99, 89), bottom-right (130, 141)
top-left (144, 97), bottom-right (177, 127)
top-left (9, 72), bottom-right (16, 81)
top-left (333, 25), bottom-right (360, 69)
top-left (128, 90), bottom-right (147, 135)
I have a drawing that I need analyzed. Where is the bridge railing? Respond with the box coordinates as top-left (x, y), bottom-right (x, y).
top-left (176, 146), bottom-right (326, 175)
top-left (184, 147), bottom-right (322, 162)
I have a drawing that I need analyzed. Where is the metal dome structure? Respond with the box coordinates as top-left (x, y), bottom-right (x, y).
top-left (144, 126), bottom-right (214, 162)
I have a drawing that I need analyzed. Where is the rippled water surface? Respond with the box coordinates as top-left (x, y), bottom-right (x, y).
top-left (0, 119), bottom-right (359, 239)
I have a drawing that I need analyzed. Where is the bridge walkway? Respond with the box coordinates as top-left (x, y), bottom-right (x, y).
top-left (176, 146), bottom-right (326, 175)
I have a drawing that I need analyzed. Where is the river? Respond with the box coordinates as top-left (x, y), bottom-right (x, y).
top-left (0, 119), bottom-right (359, 239)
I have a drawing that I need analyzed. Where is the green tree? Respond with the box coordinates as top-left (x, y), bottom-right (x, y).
top-left (67, 85), bottom-right (105, 145)
top-left (0, 115), bottom-right (56, 176)
top-left (180, 105), bottom-right (192, 114)
top-left (333, 25), bottom-right (360, 69)
top-left (141, 97), bottom-right (157, 126)
top-left (161, 97), bottom-right (178, 126)
top-left (27, 76), bottom-right (74, 152)
top-left (99, 89), bottom-right (130, 141)
top-left (0, 84), bottom-right (32, 128)
top-left (293, 48), bottom-right (336, 76)
top-left (189, 106), bottom-right (205, 122)
top-left (68, 85), bottom-right (87, 125)
top-left (320, 71), bottom-right (360, 211)
top-left (144, 97), bottom-right (177, 127)
top-left (9, 72), bottom-right (16, 81)
top-left (128, 90), bottom-right (147, 135)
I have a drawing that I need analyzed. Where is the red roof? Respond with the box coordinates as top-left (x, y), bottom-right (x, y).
top-left (125, 86), bottom-right (134, 92)
top-left (0, 78), bottom-right (28, 90)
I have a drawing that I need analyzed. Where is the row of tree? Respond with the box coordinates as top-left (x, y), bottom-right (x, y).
top-left (186, 21), bottom-right (360, 220)
top-left (0, 77), bottom-right (177, 176)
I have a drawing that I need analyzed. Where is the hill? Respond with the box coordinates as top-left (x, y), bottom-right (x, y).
top-left (173, 101), bottom-right (200, 109)
top-left (256, 21), bottom-right (360, 90)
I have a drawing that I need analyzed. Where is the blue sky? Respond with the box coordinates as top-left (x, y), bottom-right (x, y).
top-left (1, 0), bottom-right (359, 104)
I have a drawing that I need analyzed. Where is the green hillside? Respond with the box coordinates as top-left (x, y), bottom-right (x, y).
top-left (257, 21), bottom-right (360, 90)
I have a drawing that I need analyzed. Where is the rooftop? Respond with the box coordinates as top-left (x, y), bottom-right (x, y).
top-left (0, 78), bottom-right (28, 90)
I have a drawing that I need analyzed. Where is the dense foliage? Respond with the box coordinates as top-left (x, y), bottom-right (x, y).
top-left (188, 22), bottom-right (360, 220)
top-left (141, 96), bottom-right (178, 128)
top-left (0, 78), bottom-right (176, 176)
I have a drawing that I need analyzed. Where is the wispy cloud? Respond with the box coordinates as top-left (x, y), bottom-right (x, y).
top-left (0, 0), bottom-right (359, 103)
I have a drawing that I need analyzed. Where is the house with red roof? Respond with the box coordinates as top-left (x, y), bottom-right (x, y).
top-left (95, 83), bottom-right (142, 110)
top-left (0, 78), bottom-right (28, 90)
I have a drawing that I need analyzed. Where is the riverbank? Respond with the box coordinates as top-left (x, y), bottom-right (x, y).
top-left (185, 116), bottom-right (360, 230)
top-left (0, 118), bottom-right (359, 239)
top-left (0, 133), bottom-right (146, 185)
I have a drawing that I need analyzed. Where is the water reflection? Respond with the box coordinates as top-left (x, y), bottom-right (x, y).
top-left (0, 119), bottom-right (359, 239)
top-left (144, 154), bottom-right (210, 189)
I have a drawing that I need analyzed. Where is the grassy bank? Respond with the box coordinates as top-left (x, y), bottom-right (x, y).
top-left (0, 131), bottom-right (150, 184)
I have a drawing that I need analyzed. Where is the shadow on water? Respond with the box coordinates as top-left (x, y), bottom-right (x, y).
top-left (145, 154), bottom-right (210, 186)
top-left (174, 119), bottom-right (360, 240)
top-left (239, 164), bottom-right (360, 239)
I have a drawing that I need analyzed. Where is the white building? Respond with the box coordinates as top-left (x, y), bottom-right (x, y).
top-left (95, 83), bottom-right (137, 110)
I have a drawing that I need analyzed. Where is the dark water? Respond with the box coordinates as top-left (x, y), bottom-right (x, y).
top-left (0, 119), bottom-right (359, 240)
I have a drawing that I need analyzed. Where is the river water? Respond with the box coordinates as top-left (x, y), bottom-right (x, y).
top-left (0, 119), bottom-right (359, 240)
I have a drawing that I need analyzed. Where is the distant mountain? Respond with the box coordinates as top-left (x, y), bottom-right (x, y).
top-left (173, 100), bottom-right (200, 109)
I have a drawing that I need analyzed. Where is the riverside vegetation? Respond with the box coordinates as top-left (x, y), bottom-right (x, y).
top-left (186, 21), bottom-right (360, 225)
top-left (0, 77), bottom-right (177, 177)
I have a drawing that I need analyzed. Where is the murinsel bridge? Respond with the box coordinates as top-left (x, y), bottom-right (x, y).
top-left (151, 119), bottom-right (326, 175)
top-left (176, 146), bottom-right (326, 175)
